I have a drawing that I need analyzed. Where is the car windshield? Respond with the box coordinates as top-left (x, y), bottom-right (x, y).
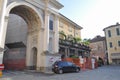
top-left (67, 62), bottom-right (74, 66)
top-left (57, 61), bottom-right (74, 66)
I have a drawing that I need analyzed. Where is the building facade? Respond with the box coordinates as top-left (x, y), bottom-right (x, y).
top-left (0, 0), bottom-right (90, 72)
top-left (59, 14), bottom-right (91, 58)
top-left (0, 0), bottom-right (89, 71)
top-left (59, 14), bottom-right (82, 38)
top-left (89, 35), bottom-right (107, 63)
top-left (0, 0), bottom-right (63, 72)
top-left (103, 23), bottom-right (120, 64)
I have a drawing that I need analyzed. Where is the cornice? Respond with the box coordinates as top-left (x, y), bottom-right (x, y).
top-left (49, 0), bottom-right (64, 10)
top-left (103, 23), bottom-right (120, 31)
top-left (59, 13), bottom-right (83, 30)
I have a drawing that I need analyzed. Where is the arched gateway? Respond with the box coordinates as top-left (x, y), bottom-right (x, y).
top-left (0, 0), bottom-right (63, 72)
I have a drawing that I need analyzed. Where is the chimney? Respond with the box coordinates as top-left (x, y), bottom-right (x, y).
top-left (116, 22), bottom-right (119, 25)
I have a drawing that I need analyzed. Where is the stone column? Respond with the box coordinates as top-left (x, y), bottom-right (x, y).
top-left (26, 33), bottom-right (32, 69)
top-left (43, 10), bottom-right (49, 52)
top-left (0, 0), bottom-right (4, 23)
top-left (43, 0), bottom-right (50, 52)
top-left (36, 28), bottom-right (45, 71)
top-left (108, 52), bottom-right (112, 64)
top-left (53, 15), bottom-right (59, 53)
top-left (0, 0), bottom-right (4, 18)
top-left (41, 0), bottom-right (50, 72)
top-left (0, 0), bottom-right (8, 65)
top-left (0, 0), bottom-right (8, 48)
top-left (0, 15), bottom-right (9, 63)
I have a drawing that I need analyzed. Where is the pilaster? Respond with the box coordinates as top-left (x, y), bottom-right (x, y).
top-left (26, 33), bottom-right (32, 67)
top-left (43, 7), bottom-right (50, 51)
top-left (53, 15), bottom-right (59, 53)
top-left (36, 28), bottom-right (45, 71)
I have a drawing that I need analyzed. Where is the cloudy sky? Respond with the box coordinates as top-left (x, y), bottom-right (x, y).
top-left (59, 0), bottom-right (120, 39)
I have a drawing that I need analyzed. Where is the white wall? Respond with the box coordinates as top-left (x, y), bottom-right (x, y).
top-left (5, 14), bottom-right (27, 45)
top-left (46, 55), bottom-right (61, 67)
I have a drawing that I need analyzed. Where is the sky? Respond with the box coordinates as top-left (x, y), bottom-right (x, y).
top-left (59, 0), bottom-right (120, 39)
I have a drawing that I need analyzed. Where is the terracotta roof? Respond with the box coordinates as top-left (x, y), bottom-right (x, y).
top-left (90, 35), bottom-right (105, 43)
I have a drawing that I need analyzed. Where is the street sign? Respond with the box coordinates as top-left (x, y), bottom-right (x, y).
top-left (0, 64), bottom-right (4, 70)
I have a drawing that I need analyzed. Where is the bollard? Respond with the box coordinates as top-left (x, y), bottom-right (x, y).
top-left (0, 70), bottom-right (2, 77)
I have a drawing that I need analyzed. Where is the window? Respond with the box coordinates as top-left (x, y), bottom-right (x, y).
top-left (49, 20), bottom-right (53, 30)
top-left (49, 14), bottom-right (54, 30)
top-left (116, 28), bottom-right (120, 35)
top-left (118, 41), bottom-right (120, 46)
top-left (109, 42), bottom-right (113, 48)
top-left (67, 62), bottom-right (74, 66)
top-left (58, 62), bottom-right (68, 67)
top-left (49, 37), bottom-right (53, 52)
top-left (108, 30), bottom-right (111, 37)
top-left (75, 32), bottom-right (78, 35)
top-left (60, 22), bottom-right (63, 28)
top-left (68, 26), bottom-right (72, 32)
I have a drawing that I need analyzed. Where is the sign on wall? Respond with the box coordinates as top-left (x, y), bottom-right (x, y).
top-left (46, 56), bottom-right (61, 67)
top-left (0, 64), bottom-right (4, 70)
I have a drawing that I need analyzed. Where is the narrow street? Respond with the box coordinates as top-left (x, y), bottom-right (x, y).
top-left (1, 65), bottom-right (120, 80)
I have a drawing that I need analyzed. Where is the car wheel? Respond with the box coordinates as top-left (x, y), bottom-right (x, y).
top-left (58, 69), bottom-right (63, 74)
top-left (76, 68), bottom-right (80, 72)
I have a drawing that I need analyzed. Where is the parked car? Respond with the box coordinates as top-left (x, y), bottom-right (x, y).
top-left (52, 61), bottom-right (80, 74)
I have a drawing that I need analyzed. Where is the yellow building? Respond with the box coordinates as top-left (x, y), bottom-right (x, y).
top-left (58, 14), bottom-right (91, 58)
top-left (103, 23), bottom-right (120, 64)
top-left (59, 14), bottom-right (82, 39)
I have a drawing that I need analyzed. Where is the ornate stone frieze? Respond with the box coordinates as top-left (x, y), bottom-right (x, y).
top-left (31, 34), bottom-right (38, 45)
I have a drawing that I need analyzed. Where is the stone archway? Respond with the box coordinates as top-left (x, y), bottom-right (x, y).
top-left (3, 2), bottom-right (43, 70)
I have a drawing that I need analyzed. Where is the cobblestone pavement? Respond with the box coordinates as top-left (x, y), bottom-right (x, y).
top-left (1, 65), bottom-right (120, 80)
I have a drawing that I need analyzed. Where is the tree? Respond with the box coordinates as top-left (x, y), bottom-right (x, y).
top-left (82, 38), bottom-right (90, 46)
top-left (67, 35), bottom-right (74, 41)
top-left (73, 37), bottom-right (82, 43)
top-left (59, 31), bottom-right (66, 40)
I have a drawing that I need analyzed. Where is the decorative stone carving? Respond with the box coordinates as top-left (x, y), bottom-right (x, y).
top-left (31, 34), bottom-right (38, 45)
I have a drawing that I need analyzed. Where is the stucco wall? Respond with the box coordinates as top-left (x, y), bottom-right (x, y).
top-left (59, 18), bottom-right (81, 38)
top-left (4, 48), bottom-right (26, 70)
top-left (5, 14), bottom-right (28, 45)
top-left (104, 25), bottom-right (120, 64)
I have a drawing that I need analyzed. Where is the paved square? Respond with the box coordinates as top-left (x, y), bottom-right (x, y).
top-left (1, 65), bottom-right (120, 80)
